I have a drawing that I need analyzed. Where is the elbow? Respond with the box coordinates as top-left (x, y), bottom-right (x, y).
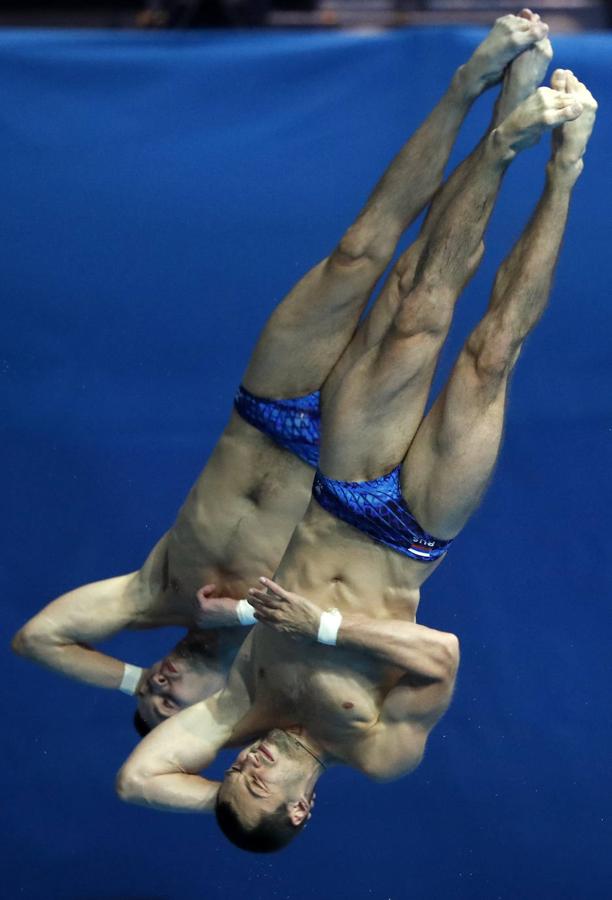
top-left (116, 764), bottom-right (147, 806)
top-left (440, 632), bottom-right (460, 680)
top-left (11, 623), bottom-right (43, 659)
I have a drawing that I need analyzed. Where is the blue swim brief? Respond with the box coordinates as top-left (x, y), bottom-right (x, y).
top-left (234, 385), bottom-right (321, 468)
top-left (313, 465), bottom-right (452, 562)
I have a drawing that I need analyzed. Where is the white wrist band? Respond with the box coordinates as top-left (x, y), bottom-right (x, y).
top-left (317, 608), bottom-right (343, 646)
top-left (236, 598), bottom-right (258, 626)
top-left (119, 663), bottom-right (144, 696)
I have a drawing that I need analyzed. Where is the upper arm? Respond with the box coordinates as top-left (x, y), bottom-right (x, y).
top-left (12, 573), bottom-right (142, 654)
top-left (381, 649), bottom-right (459, 728)
top-left (358, 636), bottom-right (459, 781)
top-left (117, 645), bottom-right (254, 811)
top-left (120, 631), bottom-right (254, 780)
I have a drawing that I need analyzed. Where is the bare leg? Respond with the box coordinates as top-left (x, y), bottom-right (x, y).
top-left (401, 70), bottom-right (597, 539)
top-left (241, 14), bottom-right (549, 398)
top-left (340, 9), bottom-right (552, 362)
top-left (319, 78), bottom-right (582, 481)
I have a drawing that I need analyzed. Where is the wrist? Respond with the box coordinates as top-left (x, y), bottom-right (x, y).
top-left (317, 608), bottom-right (343, 646)
top-left (119, 663), bottom-right (144, 695)
top-left (236, 598), bottom-right (257, 626)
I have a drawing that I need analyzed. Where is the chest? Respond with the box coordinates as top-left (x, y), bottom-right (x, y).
top-left (252, 631), bottom-right (393, 740)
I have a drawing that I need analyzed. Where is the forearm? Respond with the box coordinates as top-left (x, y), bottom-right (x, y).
top-left (337, 614), bottom-right (457, 681)
top-left (11, 574), bottom-right (142, 688)
top-left (117, 693), bottom-right (240, 813)
top-left (116, 769), bottom-right (219, 814)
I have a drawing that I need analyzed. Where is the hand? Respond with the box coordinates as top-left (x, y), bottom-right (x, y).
top-left (248, 577), bottom-right (321, 640)
top-left (193, 584), bottom-right (242, 629)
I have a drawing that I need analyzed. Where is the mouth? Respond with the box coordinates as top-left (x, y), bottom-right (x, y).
top-left (259, 743), bottom-right (275, 763)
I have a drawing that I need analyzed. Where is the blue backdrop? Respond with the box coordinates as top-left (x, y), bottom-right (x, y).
top-left (3, 24), bottom-right (611, 900)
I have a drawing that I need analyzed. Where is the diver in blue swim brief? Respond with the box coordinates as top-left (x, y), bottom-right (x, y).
top-left (116, 26), bottom-right (598, 859)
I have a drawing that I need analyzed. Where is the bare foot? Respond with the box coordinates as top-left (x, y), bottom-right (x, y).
top-left (493, 86), bottom-right (582, 158)
top-left (456, 10), bottom-right (549, 99)
top-left (549, 69), bottom-right (597, 178)
top-left (494, 9), bottom-right (553, 124)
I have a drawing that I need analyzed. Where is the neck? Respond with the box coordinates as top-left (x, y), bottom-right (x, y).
top-left (283, 728), bottom-right (327, 771)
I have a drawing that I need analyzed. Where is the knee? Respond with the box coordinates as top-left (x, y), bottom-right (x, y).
top-left (335, 225), bottom-right (396, 270)
top-left (391, 281), bottom-right (455, 341)
top-left (464, 316), bottom-right (519, 387)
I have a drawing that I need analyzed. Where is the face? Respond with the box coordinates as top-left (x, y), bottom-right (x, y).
top-left (219, 729), bottom-right (314, 828)
top-left (136, 637), bottom-right (226, 728)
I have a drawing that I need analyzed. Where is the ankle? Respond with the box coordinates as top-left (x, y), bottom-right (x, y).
top-left (450, 65), bottom-right (481, 107)
top-left (547, 156), bottom-right (583, 188)
top-left (486, 127), bottom-right (516, 166)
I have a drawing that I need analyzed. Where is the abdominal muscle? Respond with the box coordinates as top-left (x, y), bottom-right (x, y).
top-left (248, 500), bottom-right (444, 745)
top-left (133, 413), bottom-right (314, 626)
top-left (273, 498), bottom-right (443, 622)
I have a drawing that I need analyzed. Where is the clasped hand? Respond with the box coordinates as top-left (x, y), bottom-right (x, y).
top-left (248, 577), bottom-right (322, 640)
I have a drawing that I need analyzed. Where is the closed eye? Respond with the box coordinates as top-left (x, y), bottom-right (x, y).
top-left (249, 776), bottom-right (269, 794)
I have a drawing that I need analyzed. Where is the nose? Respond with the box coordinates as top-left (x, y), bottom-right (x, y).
top-left (247, 750), bottom-right (262, 768)
top-left (150, 672), bottom-right (169, 693)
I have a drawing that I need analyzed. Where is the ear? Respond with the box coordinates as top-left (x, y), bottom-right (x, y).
top-left (287, 797), bottom-right (311, 828)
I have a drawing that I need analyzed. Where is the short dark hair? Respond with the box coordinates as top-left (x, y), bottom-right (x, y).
top-left (133, 710), bottom-right (152, 738)
top-left (215, 797), bottom-right (305, 853)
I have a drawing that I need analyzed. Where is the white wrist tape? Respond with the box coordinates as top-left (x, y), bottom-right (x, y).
top-left (119, 663), bottom-right (144, 696)
top-left (236, 598), bottom-right (258, 626)
top-left (317, 608), bottom-right (343, 646)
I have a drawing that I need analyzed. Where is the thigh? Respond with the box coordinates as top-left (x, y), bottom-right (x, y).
top-left (319, 284), bottom-right (451, 481)
top-left (241, 249), bottom-right (388, 399)
top-left (400, 342), bottom-right (511, 540)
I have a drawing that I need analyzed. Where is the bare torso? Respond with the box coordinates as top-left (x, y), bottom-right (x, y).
top-left (132, 412), bottom-right (313, 628)
top-left (235, 499), bottom-right (447, 774)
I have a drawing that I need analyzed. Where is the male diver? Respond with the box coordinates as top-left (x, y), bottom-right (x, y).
top-left (116, 58), bottom-right (597, 853)
top-left (12, 13), bottom-right (548, 731)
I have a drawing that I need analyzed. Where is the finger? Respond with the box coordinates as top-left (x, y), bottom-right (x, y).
top-left (258, 576), bottom-right (290, 600)
top-left (253, 611), bottom-right (280, 628)
top-left (248, 589), bottom-right (284, 609)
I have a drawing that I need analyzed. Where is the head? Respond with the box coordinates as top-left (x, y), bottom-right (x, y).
top-left (135, 631), bottom-right (228, 732)
top-left (215, 728), bottom-right (322, 853)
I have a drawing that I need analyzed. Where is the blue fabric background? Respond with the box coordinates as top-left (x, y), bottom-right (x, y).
top-left (3, 26), bottom-right (611, 899)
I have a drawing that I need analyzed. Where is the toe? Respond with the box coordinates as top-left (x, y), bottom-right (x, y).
top-left (550, 68), bottom-right (566, 91)
top-left (566, 70), bottom-right (580, 93)
top-left (537, 37), bottom-right (553, 59)
top-left (565, 100), bottom-right (583, 119)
